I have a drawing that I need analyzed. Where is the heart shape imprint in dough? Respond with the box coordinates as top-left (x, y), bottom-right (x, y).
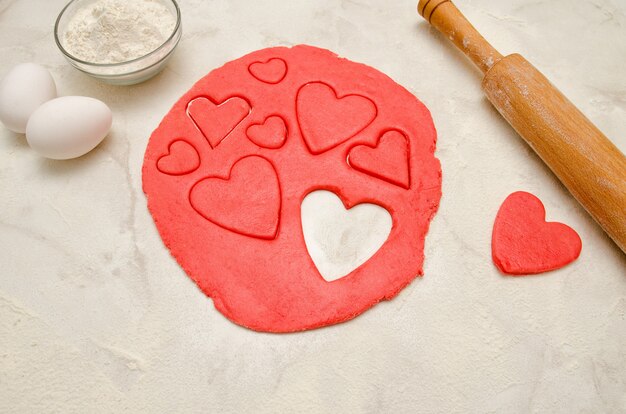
top-left (156, 139), bottom-right (200, 176)
top-left (348, 129), bottom-right (410, 188)
top-left (190, 155), bottom-right (281, 240)
top-left (187, 96), bottom-right (251, 148)
top-left (246, 115), bottom-right (288, 149)
top-left (301, 190), bottom-right (392, 281)
top-left (296, 82), bottom-right (377, 154)
top-left (492, 191), bottom-right (582, 275)
top-left (248, 58), bottom-right (288, 84)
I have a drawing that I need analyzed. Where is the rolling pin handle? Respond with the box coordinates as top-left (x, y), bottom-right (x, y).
top-left (417, 0), bottom-right (503, 73)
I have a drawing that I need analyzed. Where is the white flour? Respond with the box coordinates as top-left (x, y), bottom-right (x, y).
top-left (62, 0), bottom-right (176, 64)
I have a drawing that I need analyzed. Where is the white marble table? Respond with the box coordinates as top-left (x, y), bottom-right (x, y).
top-left (1, 0), bottom-right (624, 412)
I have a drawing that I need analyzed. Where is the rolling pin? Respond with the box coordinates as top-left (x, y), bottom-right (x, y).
top-left (417, 0), bottom-right (626, 253)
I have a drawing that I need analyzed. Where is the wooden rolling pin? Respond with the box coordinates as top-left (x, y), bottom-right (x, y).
top-left (417, 0), bottom-right (626, 253)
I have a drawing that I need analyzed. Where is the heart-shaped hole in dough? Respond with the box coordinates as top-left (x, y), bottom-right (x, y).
top-left (301, 190), bottom-right (392, 282)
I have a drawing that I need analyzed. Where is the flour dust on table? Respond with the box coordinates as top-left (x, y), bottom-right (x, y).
top-left (142, 45), bottom-right (442, 332)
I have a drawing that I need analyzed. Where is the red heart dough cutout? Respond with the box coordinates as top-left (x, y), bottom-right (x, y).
top-left (348, 129), bottom-right (410, 188)
top-left (157, 139), bottom-right (201, 176)
top-left (246, 115), bottom-right (288, 149)
top-left (190, 155), bottom-right (281, 240)
top-left (248, 58), bottom-right (288, 84)
top-left (142, 45), bottom-right (441, 332)
top-left (297, 82), bottom-right (377, 154)
top-left (187, 96), bottom-right (251, 148)
top-left (492, 191), bottom-right (582, 275)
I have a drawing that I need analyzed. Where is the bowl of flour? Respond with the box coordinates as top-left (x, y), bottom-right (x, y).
top-left (55, 0), bottom-right (181, 85)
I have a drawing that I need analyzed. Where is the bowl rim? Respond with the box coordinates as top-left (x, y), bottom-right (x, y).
top-left (54, 0), bottom-right (181, 68)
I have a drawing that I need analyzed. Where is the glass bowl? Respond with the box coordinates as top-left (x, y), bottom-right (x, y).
top-left (54, 0), bottom-right (182, 85)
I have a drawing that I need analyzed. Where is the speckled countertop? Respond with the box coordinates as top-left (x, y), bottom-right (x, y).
top-left (0, 0), bottom-right (624, 413)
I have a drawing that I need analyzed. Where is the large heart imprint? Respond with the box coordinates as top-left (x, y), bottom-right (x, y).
top-left (190, 156), bottom-right (281, 240)
top-left (297, 82), bottom-right (377, 154)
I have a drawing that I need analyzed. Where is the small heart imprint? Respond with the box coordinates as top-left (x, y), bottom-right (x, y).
top-left (301, 190), bottom-right (392, 281)
top-left (492, 191), bottom-right (582, 275)
top-left (157, 140), bottom-right (200, 176)
top-left (248, 58), bottom-right (288, 84)
top-left (187, 96), bottom-right (251, 148)
top-left (246, 115), bottom-right (288, 149)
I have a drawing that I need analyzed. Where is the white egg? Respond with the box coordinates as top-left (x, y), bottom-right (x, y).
top-left (26, 96), bottom-right (112, 160)
top-left (0, 63), bottom-right (57, 133)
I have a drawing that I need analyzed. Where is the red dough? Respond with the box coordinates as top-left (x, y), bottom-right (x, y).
top-left (348, 129), bottom-right (410, 188)
top-left (142, 45), bottom-right (441, 332)
top-left (492, 191), bottom-right (582, 275)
